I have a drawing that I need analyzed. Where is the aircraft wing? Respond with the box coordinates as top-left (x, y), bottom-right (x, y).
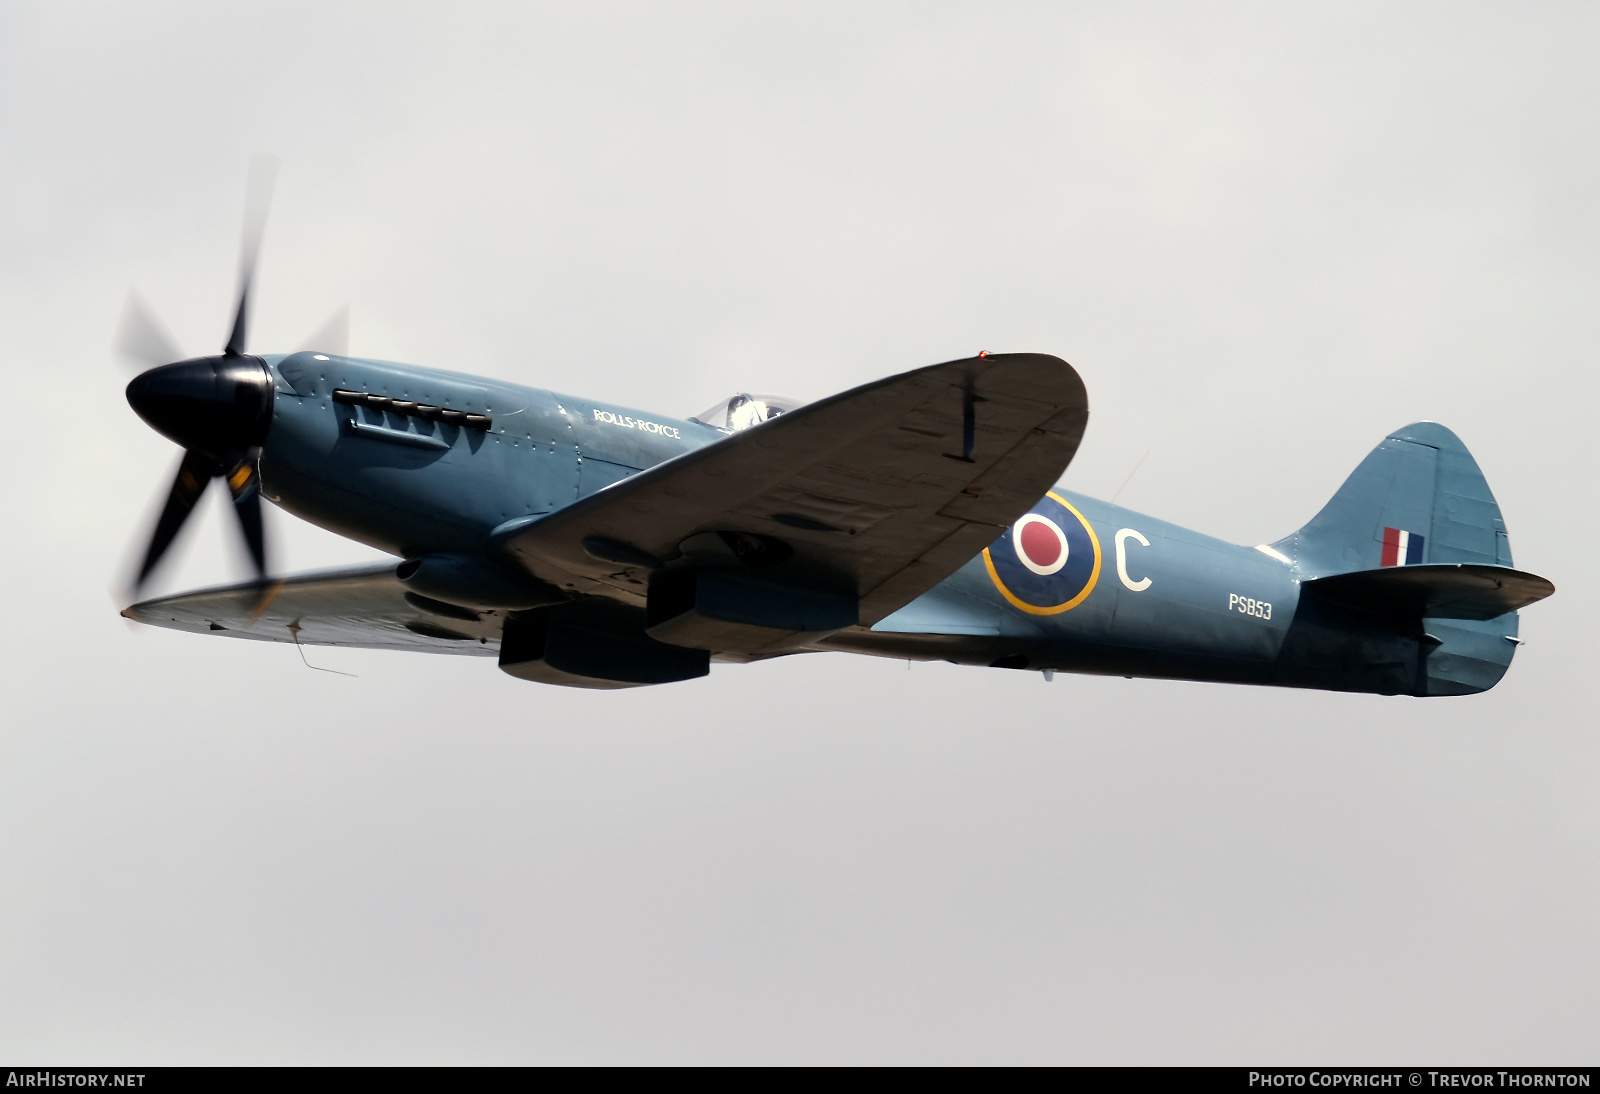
top-left (496, 352), bottom-right (1088, 628)
top-left (122, 564), bottom-right (500, 655)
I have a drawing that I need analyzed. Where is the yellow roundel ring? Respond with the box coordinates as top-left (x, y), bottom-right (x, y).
top-left (982, 491), bottom-right (1103, 615)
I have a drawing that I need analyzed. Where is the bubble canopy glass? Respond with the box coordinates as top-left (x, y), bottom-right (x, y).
top-left (688, 393), bottom-right (805, 432)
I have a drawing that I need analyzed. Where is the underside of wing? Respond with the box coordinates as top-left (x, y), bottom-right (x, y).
top-left (496, 352), bottom-right (1088, 652)
top-left (123, 564), bottom-right (501, 655)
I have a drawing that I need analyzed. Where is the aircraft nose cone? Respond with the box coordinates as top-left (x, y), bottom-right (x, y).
top-left (126, 355), bottom-right (275, 455)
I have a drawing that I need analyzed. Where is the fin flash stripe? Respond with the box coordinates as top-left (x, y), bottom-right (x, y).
top-left (1380, 526), bottom-right (1425, 567)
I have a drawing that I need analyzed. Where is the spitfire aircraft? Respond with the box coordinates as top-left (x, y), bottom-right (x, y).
top-left (120, 186), bottom-right (1554, 695)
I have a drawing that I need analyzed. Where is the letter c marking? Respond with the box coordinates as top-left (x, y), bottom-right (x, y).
top-left (1115, 528), bottom-right (1152, 592)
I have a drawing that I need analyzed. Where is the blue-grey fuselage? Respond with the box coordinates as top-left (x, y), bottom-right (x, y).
top-left (232, 350), bottom-right (1534, 697)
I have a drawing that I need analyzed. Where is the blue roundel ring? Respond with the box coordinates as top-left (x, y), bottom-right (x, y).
top-left (982, 491), bottom-right (1103, 615)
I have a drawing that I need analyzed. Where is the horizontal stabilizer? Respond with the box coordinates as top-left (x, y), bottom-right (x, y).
top-left (1301, 564), bottom-right (1554, 621)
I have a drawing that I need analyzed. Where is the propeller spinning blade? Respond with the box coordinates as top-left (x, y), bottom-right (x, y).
top-left (137, 449), bottom-right (214, 587)
top-left (226, 452), bottom-right (268, 580)
top-left (224, 155), bottom-right (278, 358)
top-left (297, 305), bottom-right (349, 358)
top-left (125, 158), bottom-right (284, 596)
top-left (115, 290), bottom-right (182, 370)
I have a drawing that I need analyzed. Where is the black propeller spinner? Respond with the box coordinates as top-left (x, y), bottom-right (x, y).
top-left (120, 161), bottom-right (279, 591)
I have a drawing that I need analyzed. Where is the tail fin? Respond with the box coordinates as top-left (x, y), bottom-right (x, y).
top-left (1268, 422), bottom-right (1511, 577)
top-left (1270, 423), bottom-right (1551, 697)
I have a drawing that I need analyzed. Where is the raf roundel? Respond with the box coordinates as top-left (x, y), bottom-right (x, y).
top-left (983, 492), bottom-right (1102, 614)
top-left (1014, 514), bottom-right (1070, 576)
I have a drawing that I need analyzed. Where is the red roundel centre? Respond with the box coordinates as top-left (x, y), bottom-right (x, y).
top-left (1019, 520), bottom-right (1062, 567)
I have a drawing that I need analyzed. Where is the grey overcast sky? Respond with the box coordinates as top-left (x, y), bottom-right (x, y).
top-left (1, 1), bottom-right (1596, 1064)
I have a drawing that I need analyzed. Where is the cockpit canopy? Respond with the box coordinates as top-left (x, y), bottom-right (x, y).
top-left (689, 393), bottom-right (805, 433)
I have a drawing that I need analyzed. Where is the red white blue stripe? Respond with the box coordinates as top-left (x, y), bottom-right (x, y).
top-left (1380, 526), bottom-right (1425, 567)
